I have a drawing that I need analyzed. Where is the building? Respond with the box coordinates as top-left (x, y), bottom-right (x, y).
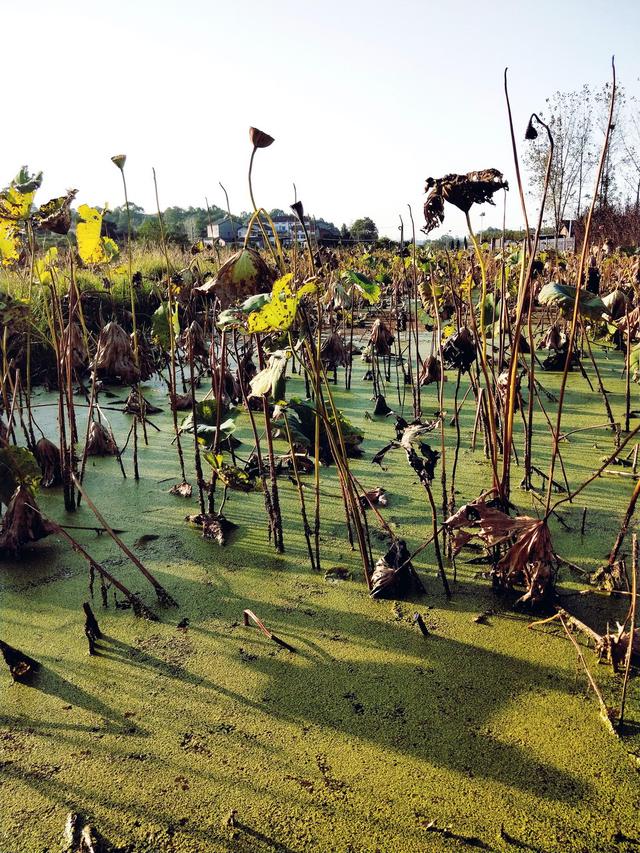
top-left (206, 218), bottom-right (240, 245)
top-left (538, 220), bottom-right (576, 252)
top-left (490, 220), bottom-right (577, 253)
top-left (238, 214), bottom-right (317, 247)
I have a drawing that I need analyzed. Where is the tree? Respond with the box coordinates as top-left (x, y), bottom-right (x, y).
top-left (104, 203), bottom-right (146, 238)
top-left (137, 216), bottom-right (163, 243)
top-left (340, 223), bottom-right (351, 242)
top-left (593, 82), bottom-right (626, 210)
top-left (316, 218), bottom-right (340, 245)
top-left (621, 94), bottom-right (640, 211)
top-left (350, 217), bottom-right (378, 242)
top-left (524, 86), bottom-right (596, 235)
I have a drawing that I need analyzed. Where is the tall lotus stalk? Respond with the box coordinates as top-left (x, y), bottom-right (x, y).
top-left (423, 169), bottom-right (508, 494)
top-left (111, 155), bottom-right (138, 362)
top-left (544, 59), bottom-right (617, 515)
top-left (245, 129), bottom-right (287, 551)
top-left (291, 199), bottom-right (322, 569)
top-left (247, 127), bottom-right (283, 271)
top-left (500, 110), bottom-right (553, 498)
top-left (152, 167), bottom-right (188, 489)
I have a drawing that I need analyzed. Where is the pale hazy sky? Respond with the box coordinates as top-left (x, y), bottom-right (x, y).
top-left (4, 0), bottom-right (639, 237)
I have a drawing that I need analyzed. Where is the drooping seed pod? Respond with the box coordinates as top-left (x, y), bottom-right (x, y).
top-left (249, 127), bottom-right (274, 149)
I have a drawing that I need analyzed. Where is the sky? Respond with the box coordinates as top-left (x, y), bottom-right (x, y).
top-left (4, 0), bottom-right (640, 238)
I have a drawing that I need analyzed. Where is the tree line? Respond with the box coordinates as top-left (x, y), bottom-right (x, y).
top-left (99, 206), bottom-right (382, 246)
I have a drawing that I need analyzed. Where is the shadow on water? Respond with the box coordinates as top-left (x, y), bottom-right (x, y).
top-left (12, 661), bottom-right (146, 737)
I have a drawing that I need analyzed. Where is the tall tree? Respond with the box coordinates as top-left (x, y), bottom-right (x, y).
top-left (594, 82), bottom-right (625, 209)
top-left (621, 93), bottom-right (640, 209)
top-left (350, 216), bottom-right (378, 242)
top-left (524, 86), bottom-right (596, 234)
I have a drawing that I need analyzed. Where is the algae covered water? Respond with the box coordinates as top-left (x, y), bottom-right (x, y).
top-left (1, 354), bottom-right (639, 852)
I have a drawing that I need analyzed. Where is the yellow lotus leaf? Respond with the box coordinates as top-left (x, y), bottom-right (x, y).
top-left (0, 168), bottom-right (42, 221)
top-left (77, 204), bottom-right (119, 266)
top-left (102, 236), bottom-right (119, 262)
top-left (0, 220), bottom-right (20, 266)
top-left (35, 247), bottom-right (59, 286)
top-left (247, 274), bottom-right (316, 333)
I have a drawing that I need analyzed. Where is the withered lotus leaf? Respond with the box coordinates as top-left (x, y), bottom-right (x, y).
top-left (445, 499), bottom-right (555, 606)
top-left (373, 395), bottom-right (392, 417)
top-left (369, 319), bottom-right (395, 356)
top-left (60, 321), bottom-right (88, 372)
top-left (290, 200), bottom-right (304, 220)
top-left (320, 332), bottom-right (348, 369)
top-left (424, 169), bottom-right (508, 233)
top-left (419, 355), bottom-right (442, 386)
top-left (370, 539), bottom-right (423, 600)
top-left (616, 304), bottom-right (640, 342)
top-left (359, 487), bottom-right (388, 509)
top-left (85, 421), bottom-right (118, 457)
top-left (179, 321), bottom-right (208, 360)
top-left (539, 323), bottom-right (564, 351)
top-left (371, 441), bottom-right (397, 467)
top-left (524, 117), bottom-right (539, 141)
top-left (496, 370), bottom-right (520, 411)
top-left (171, 392), bottom-right (194, 412)
top-left (185, 512), bottom-right (238, 545)
top-left (111, 154), bottom-right (127, 170)
top-left (170, 481), bottom-right (193, 498)
top-left (123, 388), bottom-right (162, 416)
top-left (601, 288), bottom-right (629, 321)
top-left (197, 248), bottom-right (275, 310)
top-left (35, 189), bottom-right (77, 235)
top-left (93, 321), bottom-right (140, 384)
top-left (0, 485), bottom-right (56, 558)
top-left (442, 327), bottom-right (476, 371)
top-left (35, 437), bottom-right (61, 487)
top-left (599, 625), bottom-right (640, 673)
top-left (0, 639), bottom-right (40, 682)
top-left (423, 183), bottom-right (446, 234)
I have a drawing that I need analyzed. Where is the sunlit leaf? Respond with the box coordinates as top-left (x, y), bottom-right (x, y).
top-left (343, 269), bottom-right (380, 304)
top-left (217, 292), bottom-right (272, 330)
top-left (35, 247), bottom-right (59, 286)
top-left (0, 167), bottom-right (42, 220)
top-left (76, 204), bottom-right (119, 266)
top-left (247, 274), bottom-right (316, 333)
top-left (0, 220), bottom-right (20, 266)
top-left (249, 350), bottom-right (289, 400)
